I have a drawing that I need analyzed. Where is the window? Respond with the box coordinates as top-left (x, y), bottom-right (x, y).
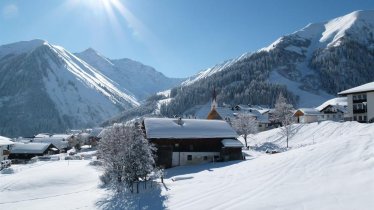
top-left (203, 156), bottom-right (208, 160)
top-left (259, 124), bottom-right (262, 127)
top-left (353, 95), bottom-right (357, 100)
top-left (359, 116), bottom-right (362, 121)
top-left (354, 116), bottom-right (357, 121)
top-left (364, 116), bottom-right (367, 121)
top-left (187, 155), bottom-right (192, 161)
top-left (333, 115), bottom-right (336, 119)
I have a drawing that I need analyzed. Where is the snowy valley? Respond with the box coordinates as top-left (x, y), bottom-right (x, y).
top-left (1, 121), bottom-right (373, 210)
top-left (1, 7), bottom-right (374, 210)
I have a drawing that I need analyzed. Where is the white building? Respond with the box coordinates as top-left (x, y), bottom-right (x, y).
top-left (338, 82), bottom-right (374, 123)
top-left (0, 136), bottom-right (14, 162)
top-left (316, 97), bottom-right (347, 122)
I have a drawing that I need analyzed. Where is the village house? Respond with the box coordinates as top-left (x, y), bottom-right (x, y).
top-left (9, 143), bottom-right (59, 160)
top-left (316, 97), bottom-right (347, 122)
top-left (293, 108), bottom-right (321, 123)
top-left (201, 89), bottom-right (270, 131)
top-left (338, 81), bottom-right (374, 123)
top-left (143, 118), bottom-right (243, 168)
top-left (0, 136), bottom-right (14, 162)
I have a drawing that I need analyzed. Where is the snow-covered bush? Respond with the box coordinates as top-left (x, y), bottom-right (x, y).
top-left (97, 123), bottom-right (156, 191)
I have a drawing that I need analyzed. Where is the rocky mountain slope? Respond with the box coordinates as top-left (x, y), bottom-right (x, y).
top-left (75, 48), bottom-right (182, 101)
top-left (0, 40), bottom-right (140, 137)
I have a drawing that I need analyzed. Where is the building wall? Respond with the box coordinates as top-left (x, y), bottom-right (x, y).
top-left (172, 152), bottom-right (220, 167)
top-left (0, 145), bottom-right (11, 162)
top-left (345, 94), bottom-right (353, 120)
top-left (368, 92), bottom-right (374, 122)
top-left (0, 146), bottom-right (4, 162)
top-left (300, 115), bottom-right (319, 123)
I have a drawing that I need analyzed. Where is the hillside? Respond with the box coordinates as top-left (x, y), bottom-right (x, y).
top-left (1, 121), bottom-right (373, 209)
top-left (0, 40), bottom-right (139, 137)
top-left (159, 10), bottom-right (374, 117)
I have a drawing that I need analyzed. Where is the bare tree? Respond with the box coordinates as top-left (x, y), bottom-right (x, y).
top-left (97, 123), bottom-right (156, 192)
top-left (232, 113), bottom-right (258, 148)
top-left (273, 93), bottom-right (295, 148)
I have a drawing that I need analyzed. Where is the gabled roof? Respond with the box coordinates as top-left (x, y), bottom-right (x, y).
top-left (32, 137), bottom-right (69, 150)
top-left (0, 136), bottom-right (14, 146)
top-left (294, 108), bottom-right (321, 116)
top-left (316, 97), bottom-right (347, 111)
top-left (320, 104), bottom-right (347, 114)
top-left (338, 81), bottom-right (374, 95)
top-left (144, 118), bottom-right (238, 139)
top-left (11, 143), bottom-right (52, 154)
top-left (207, 109), bottom-right (223, 120)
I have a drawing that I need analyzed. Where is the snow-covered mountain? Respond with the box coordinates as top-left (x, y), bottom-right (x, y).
top-left (0, 39), bottom-right (140, 137)
top-left (182, 52), bottom-right (251, 86)
top-left (159, 10), bottom-right (374, 116)
top-left (75, 48), bottom-right (182, 100)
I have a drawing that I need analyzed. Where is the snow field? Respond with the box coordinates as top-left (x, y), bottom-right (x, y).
top-left (0, 121), bottom-right (373, 210)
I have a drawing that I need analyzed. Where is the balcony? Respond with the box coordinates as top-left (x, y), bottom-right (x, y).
top-left (322, 110), bottom-right (338, 114)
top-left (353, 109), bottom-right (367, 114)
top-left (353, 99), bottom-right (367, 103)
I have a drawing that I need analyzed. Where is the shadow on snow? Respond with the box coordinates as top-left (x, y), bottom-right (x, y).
top-left (96, 181), bottom-right (168, 210)
top-left (164, 160), bottom-right (242, 178)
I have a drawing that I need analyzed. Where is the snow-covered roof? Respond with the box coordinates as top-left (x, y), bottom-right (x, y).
top-left (338, 81), bottom-right (374, 95)
top-left (0, 136), bottom-right (14, 146)
top-left (295, 108), bottom-right (321, 116)
top-left (50, 134), bottom-right (72, 139)
top-left (11, 143), bottom-right (52, 154)
top-left (316, 97), bottom-right (347, 111)
top-left (32, 137), bottom-right (69, 150)
top-left (34, 133), bottom-right (51, 138)
top-left (144, 118), bottom-right (238, 139)
top-left (221, 139), bottom-right (244, 148)
top-left (195, 104), bottom-right (270, 123)
top-left (88, 128), bottom-right (104, 137)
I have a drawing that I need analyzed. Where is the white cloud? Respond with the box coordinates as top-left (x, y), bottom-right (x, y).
top-left (2, 4), bottom-right (19, 19)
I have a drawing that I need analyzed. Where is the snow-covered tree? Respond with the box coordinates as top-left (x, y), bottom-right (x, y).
top-left (97, 123), bottom-right (156, 191)
top-left (273, 93), bottom-right (295, 148)
top-left (232, 113), bottom-right (258, 148)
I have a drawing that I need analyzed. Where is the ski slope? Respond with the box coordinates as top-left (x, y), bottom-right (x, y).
top-left (1, 121), bottom-right (373, 210)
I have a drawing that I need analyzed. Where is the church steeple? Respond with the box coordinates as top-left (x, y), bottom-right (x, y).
top-left (207, 88), bottom-right (222, 120)
top-left (211, 87), bottom-right (218, 110)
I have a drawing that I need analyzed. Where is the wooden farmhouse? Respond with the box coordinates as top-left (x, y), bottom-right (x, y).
top-left (143, 118), bottom-right (243, 168)
top-left (9, 143), bottom-right (59, 160)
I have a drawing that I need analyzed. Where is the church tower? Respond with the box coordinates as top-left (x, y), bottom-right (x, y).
top-left (207, 88), bottom-right (222, 120)
top-left (211, 87), bottom-right (218, 110)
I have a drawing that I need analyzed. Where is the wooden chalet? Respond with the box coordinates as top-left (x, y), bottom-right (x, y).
top-left (143, 118), bottom-right (243, 168)
top-left (9, 143), bottom-right (59, 160)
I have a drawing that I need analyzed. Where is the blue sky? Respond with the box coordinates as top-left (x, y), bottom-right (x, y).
top-left (1, 0), bottom-right (374, 78)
